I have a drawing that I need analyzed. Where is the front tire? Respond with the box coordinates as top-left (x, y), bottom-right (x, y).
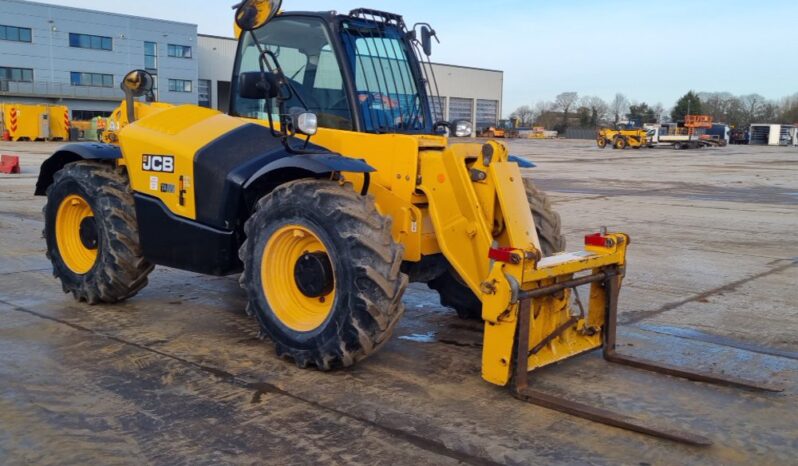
top-left (428, 179), bottom-right (565, 320)
top-left (43, 161), bottom-right (153, 304)
top-left (239, 179), bottom-right (408, 370)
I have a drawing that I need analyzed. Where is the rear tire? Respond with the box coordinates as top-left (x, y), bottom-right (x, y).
top-left (239, 179), bottom-right (408, 370)
top-left (597, 137), bottom-right (608, 149)
top-left (43, 161), bottom-right (153, 304)
top-left (428, 178), bottom-right (565, 320)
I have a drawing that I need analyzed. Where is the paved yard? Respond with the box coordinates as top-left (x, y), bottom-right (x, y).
top-left (1, 139), bottom-right (796, 465)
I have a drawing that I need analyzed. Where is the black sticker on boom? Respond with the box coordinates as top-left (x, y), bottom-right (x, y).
top-left (142, 155), bottom-right (175, 173)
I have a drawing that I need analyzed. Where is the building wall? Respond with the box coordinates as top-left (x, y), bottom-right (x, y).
top-left (0, 0), bottom-right (198, 114)
top-left (197, 35), bottom-right (238, 112)
top-left (431, 63), bottom-right (503, 130)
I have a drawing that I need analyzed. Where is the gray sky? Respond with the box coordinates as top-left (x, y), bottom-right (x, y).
top-left (41, 0), bottom-right (798, 114)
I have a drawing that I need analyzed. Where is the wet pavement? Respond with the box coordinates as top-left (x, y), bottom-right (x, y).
top-left (1, 140), bottom-right (796, 465)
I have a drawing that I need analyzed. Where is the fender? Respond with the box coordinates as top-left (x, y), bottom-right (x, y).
top-left (35, 143), bottom-right (122, 196)
top-left (242, 152), bottom-right (376, 211)
top-left (244, 152), bottom-right (375, 189)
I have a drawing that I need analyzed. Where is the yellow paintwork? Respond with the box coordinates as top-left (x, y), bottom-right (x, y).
top-left (119, 105), bottom-right (245, 220)
top-left (261, 224), bottom-right (335, 332)
top-left (55, 194), bottom-right (97, 274)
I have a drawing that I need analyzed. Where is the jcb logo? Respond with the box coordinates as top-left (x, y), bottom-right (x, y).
top-left (142, 155), bottom-right (174, 173)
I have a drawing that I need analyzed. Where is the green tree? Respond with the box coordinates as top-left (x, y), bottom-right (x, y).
top-left (627, 102), bottom-right (659, 124)
top-left (671, 91), bottom-right (703, 122)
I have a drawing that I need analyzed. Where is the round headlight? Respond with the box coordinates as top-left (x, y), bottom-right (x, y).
top-left (295, 112), bottom-right (318, 136)
top-left (454, 120), bottom-right (473, 138)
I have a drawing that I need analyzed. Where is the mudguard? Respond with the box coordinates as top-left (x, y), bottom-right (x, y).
top-left (244, 152), bottom-right (375, 190)
top-left (35, 143), bottom-right (122, 195)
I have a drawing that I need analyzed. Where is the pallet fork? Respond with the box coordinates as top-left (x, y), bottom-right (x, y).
top-left (506, 248), bottom-right (782, 446)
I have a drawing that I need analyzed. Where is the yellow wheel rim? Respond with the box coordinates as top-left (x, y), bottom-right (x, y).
top-left (261, 225), bottom-right (335, 332)
top-left (55, 194), bottom-right (98, 275)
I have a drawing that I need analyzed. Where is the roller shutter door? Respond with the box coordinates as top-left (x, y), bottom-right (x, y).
top-left (448, 97), bottom-right (473, 122)
top-left (476, 99), bottom-right (498, 127)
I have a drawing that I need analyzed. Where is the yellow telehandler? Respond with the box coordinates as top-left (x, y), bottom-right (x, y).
top-left (35, 0), bottom-right (778, 445)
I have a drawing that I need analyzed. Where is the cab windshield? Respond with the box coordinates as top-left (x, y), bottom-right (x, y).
top-left (232, 15), bottom-right (432, 134)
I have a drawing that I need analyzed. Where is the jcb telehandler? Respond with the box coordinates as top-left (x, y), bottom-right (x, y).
top-left (597, 122), bottom-right (649, 149)
top-left (35, 0), bottom-right (778, 445)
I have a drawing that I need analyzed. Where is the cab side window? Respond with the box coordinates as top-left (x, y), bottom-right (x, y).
top-left (233, 17), bottom-right (353, 131)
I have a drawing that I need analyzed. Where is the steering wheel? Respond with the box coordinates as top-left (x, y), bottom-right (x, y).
top-left (284, 78), bottom-right (321, 111)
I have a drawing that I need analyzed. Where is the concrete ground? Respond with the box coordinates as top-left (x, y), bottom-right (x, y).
top-left (0, 139), bottom-right (796, 465)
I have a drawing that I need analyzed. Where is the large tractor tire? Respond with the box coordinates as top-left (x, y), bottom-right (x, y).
top-left (597, 137), bottom-right (608, 149)
top-left (43, 161), bottom-right (153, 304)
top-left (614, 137), bottom-right (628, 150)
top-left (239, 179), bottom-right (408, 370)
top-left (428, 179), bottom-right (565, 320)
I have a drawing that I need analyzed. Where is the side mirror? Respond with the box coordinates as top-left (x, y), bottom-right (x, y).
top-left (421, 26), bottom-right (433, 57)
top-left (234, 0), bottom-right (282, 32)
top-left (238, 71), bottom-right (280, 100)
top-left (121, 69), bottom-right (154, 124)
top-left (121, 69), bottom-right (154, 98)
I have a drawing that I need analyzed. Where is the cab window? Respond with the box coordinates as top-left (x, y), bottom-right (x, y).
top-left (233, 17), bottom-right (353, 131)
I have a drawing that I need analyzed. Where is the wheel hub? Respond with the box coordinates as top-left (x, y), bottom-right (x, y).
top-left (79, 217), bottom-right (98, 250)
top-left (294, 252), bottom-right (334, 298)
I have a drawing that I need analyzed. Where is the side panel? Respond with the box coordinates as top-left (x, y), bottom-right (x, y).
top-left (119, 105), bottom-right (246, 221)
top-left (134, 194), bottom-right (241, 276)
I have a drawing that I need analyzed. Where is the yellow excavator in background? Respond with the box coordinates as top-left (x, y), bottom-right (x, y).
top-left (36, 0), bottom-right (779, 446)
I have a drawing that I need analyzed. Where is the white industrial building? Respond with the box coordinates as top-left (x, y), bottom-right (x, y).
top-left (1, 0), bottom-right (504, 130)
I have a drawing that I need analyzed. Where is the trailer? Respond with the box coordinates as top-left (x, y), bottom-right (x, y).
top-left (645, 124), bottom-right (711, 150)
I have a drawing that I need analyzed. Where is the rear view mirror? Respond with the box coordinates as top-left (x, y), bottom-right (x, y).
top-left (421, 26), bottom-right (432, 56)
top-left (238, 71), bottom-right (280, 100)
top-left (121, 69), bottom-right (154, 123)
top-left (121, 70), bottom-right (154, 98)
top-left (234, 0), bottom-right (282, 32)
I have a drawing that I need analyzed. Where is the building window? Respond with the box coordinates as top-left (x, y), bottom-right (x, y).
top-left (144, 42), bottom-right (158, 73)
top-left (71, 72), bottom-right (114, 88)
top-left (0, 25), bottom-right (32, 43)
top-left (169, 79), bottom-right (193, 93)
top-left (0, 66), bottom-right (34, 82)
top-left (167, 44), bottom-right (192, 59)
top-left (69, 33), bottom-right (112, 51)
top-left (198, 79), bottom-right (212, 108)
top-left (71, 110), bottom-right (112, 120)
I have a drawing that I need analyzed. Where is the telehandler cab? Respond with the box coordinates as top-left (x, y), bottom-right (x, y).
top-left (36, 0), bottom-right (779, 445)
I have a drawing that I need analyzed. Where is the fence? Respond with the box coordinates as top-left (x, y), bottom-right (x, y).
top-left (564, 127), bottom-right (597, 140)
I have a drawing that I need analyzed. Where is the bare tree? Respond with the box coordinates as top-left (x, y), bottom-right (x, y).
top-left (510, 105), bottom-right (535, 126)
top-left (740, 94), bottom-right (766, 124)
top-left (580, 96), bottom-right (609, 126)
top-left (610, 93), bottom-right (629, 125)
top-left (554, 92), bottom-right (579, 129)
top-left (651, 103), bottom-right (666, 124)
